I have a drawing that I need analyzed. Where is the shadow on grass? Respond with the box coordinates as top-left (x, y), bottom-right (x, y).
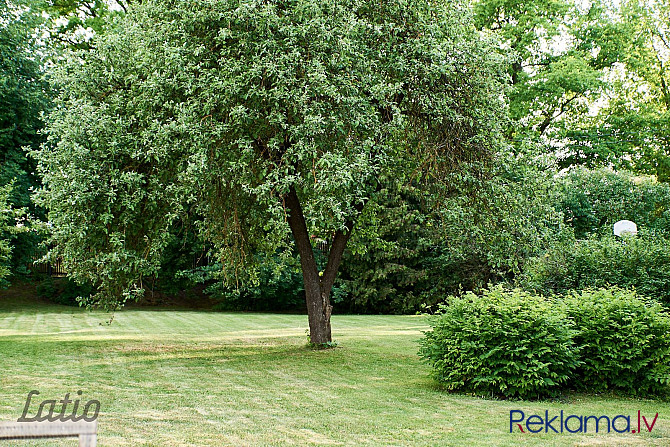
top-left (0, 335), bottom-right (335, 366)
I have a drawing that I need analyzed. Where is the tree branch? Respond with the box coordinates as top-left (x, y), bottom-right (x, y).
top-left (284, 185), bottom-right (320, 286)
top-left (319, 201), bottom-right (365, 293)
top-left (115, 0), bottom-right (128, 13)
top-left (538, 93), bottom-right (580, 135)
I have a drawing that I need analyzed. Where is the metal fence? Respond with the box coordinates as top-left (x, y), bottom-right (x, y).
top-left (30, 256), bottom-right (67, 277)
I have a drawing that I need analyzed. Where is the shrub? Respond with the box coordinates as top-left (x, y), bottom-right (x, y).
top-left (418, 287), bottom-right (579, 399)
top-left (36, 276), bottom-right (93, 306)
top-left (523, 234), bottom-right (670, 306)
top-left (194, 252), bottom-right (306, 312)
top-left (564, 288), bottom-right (670, 396)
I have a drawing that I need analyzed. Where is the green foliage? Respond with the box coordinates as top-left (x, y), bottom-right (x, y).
top-left (439, 151), bottom-right (571, 285)
top-left (472, 0), bottom-right (606, 144)
top-left (0, 1), bottom-right (48, 164)
top-left (148, 227), bottom-right (210, 297)
top-left (557, 0), bottom-right (670, 175)
top-left (200, 252), bottom-right (306, 312)
top-left (418, 287), bottom-right (579, 399)
top-left (473, 0), bottom-right (670, 177)
top-left (527, 168), bottom-right (670, 306)
top-left (419, 286), bottom-right (670, 399)
top-left (36, 0), bottom-right (505, 308)
top-left (337, 151), bottom-right (570, 314)
top-left (564, 288), bottom-right (670, 396)
top-left (180, 248), bottom-right (306, 312)
top-left (0, 185), bottom-right (12, 287)
top-left (337, 183), bottom-right (447, 314)
top-left (0, 0), bottom-right (51, 280)
top-left (36, 276), bottom-right (93, 306)
top-left (556, 168), bottom-right (670, 239)
top-left (42, 0), bottom-right (133, 51)
top-left (523, 234), bottom-right (670, 306)
top-left (561, 106), bottom-right (670, 176)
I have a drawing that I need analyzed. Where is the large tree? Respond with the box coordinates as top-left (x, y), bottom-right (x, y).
top-left (561, 0), bottom-right (670, 178)
top-left (473, 0), bottom-right (670, 176)
top-left (36, 0), bottom-right (505, 344)
top-left (472, 0), bottom-right (603, 143)
top-left (1, 0), bottom-right (51, 278)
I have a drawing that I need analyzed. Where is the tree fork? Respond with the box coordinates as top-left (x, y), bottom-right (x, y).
top-left (284, 186), bottom-right (362, 345)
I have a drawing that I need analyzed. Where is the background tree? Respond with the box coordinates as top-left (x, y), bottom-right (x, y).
top-left (336, 181), bottom-right (447, 314)
top-left (562, 0), bottom-right (670, 178)
top-left (337, 150), bottom-right (568, 313)
top-left (0, 0), bottom-right (51, 280)
top-left (41, 0), bottom-right (138, 50)
top-left (471, 0), bottom-right (670, 174)
top-left (472, 0), bottom-right (603, 144)
top-left (36, 0), bottom-right (505, 344)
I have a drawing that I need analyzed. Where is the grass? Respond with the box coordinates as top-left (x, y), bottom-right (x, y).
top-left (0, 284), bottom-right (669, 446)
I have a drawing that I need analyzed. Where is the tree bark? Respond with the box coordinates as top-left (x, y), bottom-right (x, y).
top-left (284, 186), bottom-right (359, 345)
top-left (284, 186), bottom-right (331, 345)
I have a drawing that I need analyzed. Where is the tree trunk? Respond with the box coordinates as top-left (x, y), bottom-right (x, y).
top-left (284, 186), bottom-right (357, 345)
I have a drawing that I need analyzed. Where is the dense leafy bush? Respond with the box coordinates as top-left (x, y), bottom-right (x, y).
top-left (564, 288), bottom-right (670, 396)
top-left (420, 287), bottom-right (670, 399)
top-left (523, 234), bottom-right (670, 306)
top-left (418, 287), bottom-right (579, 399)
top-left (189, 252), bottom-right (306, 312)
top-left (36, 276), bottom-right (93, 306)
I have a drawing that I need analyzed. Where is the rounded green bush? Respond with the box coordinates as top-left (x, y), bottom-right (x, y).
top-left (418, 287), bottom-right (579, 399)
top-left (564, 288), bottom-right (670, 396)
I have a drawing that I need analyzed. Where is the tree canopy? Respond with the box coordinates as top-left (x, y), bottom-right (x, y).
top-left (472, 0), bottom-right (670, 178)
top-left (36, 0), bottom-right (506, 343)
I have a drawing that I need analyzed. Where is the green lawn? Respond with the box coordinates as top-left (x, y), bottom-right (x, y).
top-left (0, 286), bottom-right (668, 446)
